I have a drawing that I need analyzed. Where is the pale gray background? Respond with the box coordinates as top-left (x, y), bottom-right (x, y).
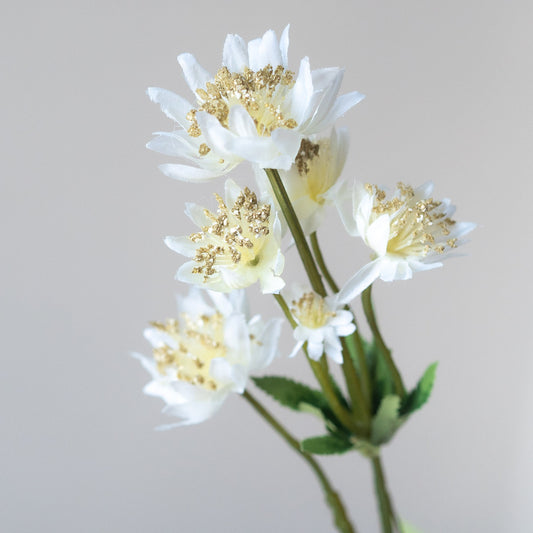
top-left (1, 1), bottom-right (531, 532)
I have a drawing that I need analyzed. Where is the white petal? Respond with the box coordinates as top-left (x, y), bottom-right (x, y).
top-left (316, 91), bottom-right (365, 130)
top-left (336, 323), bottom-right (356, 337)
top-left (289, 340), bottom-right (305, 358)
top-left (259, 271), bottom-right (285, 294)
top-left (337, 260), bottom-right (383, 304)
top-left (335, 181), bottom-right (358, 235)
top-left (164, 236), bottom-right (196, 257)
top-left (184, 202), bottom-right (212, 227)
top-left (147, 132), bottom-right (196, 158)
top-left (131, 352), bottom-right (159, 380)
top-left (279, 25), bottom-right (290, 67)
top-left (251, 318), bottom-right (283, 369)
top-left (289, 57), bottom-right (313, 124)
top-left (228, 105), bottom-right (257, 136)
top-left (146, 87), bottom-right (192, 128)
top-left (223, 33), bottom-right (248, 72)
top-left (307, 341), bottom-right (324, 360)
top-left (177, 53), bottom-right (212, 94)
top-left (366, 214), bottom-right (391, 256)
top-left (159, 163), bottom-right (225, 182)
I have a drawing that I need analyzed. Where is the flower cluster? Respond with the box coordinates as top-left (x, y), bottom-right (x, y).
top-left (135, 24), bottom-right (474, 434)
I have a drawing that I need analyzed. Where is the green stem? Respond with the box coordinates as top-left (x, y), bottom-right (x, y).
top-left (243, 390), bottom-right (357, 533)
top-left (265, 168), bottom-right (326, 296)
top-left (310, 232), bottom-right (373, 418)
top-left (310, 232), bottom-right (340, 293)
top-left (362, 285), bottom-right (406, 397)
top-left (371, 455), bottom-right (402, 533)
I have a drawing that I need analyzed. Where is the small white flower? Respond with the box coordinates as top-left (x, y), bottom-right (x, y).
top-left (165, 179), bottom-right (285, 294)
top-left (132, 288), bottom-right (282, 428)
top-left (288, 285), bottom-right (355, 364)
top-left (337, 181), bottom-right (476, 304)
top-left (147, 25), bottom-right (364, 181)
top-left (257, 128), bottom-right (349, 234)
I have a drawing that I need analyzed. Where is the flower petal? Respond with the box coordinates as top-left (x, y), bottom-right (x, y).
top-left (337, 259), bottom-right (383, 304)
top-left (178, 53), bottom-right (212, 94)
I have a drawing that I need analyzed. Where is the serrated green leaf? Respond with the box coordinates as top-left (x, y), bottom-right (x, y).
top-left (252, 375), bottom-right (344, 430)
top-left (301, 434), bottom-right (354, 455)
top-left (370, 395), bottom-right (404, 445)
top-left (400, 520), bottom-right (423, 533)
top-left (400, 362), bottom-right (438, 416)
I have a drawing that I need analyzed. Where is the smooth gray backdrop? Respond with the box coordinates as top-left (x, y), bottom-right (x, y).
top-left (2, 1), bottom-right (531, 532)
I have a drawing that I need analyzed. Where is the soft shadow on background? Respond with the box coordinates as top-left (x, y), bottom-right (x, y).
top-left (2, 1), bottom-right (532, 532)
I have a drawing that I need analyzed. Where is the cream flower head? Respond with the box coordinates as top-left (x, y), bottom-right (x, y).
top-left (165, 179), bottom-right (285, 294)
top-left (288, 285), bottom-right (355, 364)
top-left (337, 181), bottom-right (476, 304)
top-left (147, 25), bottom-right (364, 181)
top-left (132, 288), bottom-right (282, 428)
top-left (257, 128), bottom-right (349, 235)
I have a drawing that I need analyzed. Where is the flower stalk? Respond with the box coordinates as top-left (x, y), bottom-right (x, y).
top-left (362, 285), bottom-right (406, 397)
top-left (264, 168), bottom-right (326, 297)
top-left (243, 390), bottom-right (357, 533)
top-left (371, 455), bottom-right (402, 533)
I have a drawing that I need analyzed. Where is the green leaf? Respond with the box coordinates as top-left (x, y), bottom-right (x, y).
top-left (400, 362), bottom-right (438, 416)
top-left (301, 434), bottom-right (354, 455)
top-left (370, 395), bottom-right (404, 445)
top-left (252, 376), bottom-right (328, 411)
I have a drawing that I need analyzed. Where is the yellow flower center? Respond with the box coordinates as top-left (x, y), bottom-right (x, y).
top-left (295, 139), bottom-right (338, 203)
top-left (291, 292), bottom-right (334, 329)
top-left (186, 64), bottom-right (298, 154)
top-left (189, 188), bottom-right (272, 281)
top-left (150, 314), bottom-right (226, 391)
top-left (366, 183), bottom-right (458, 258)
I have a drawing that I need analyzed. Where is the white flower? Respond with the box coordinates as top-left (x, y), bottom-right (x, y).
top-left (287, 285), bottom-right (355, 364)
top-left (256, 128), bottom-right (349, 234)
top-left (165, 179), bottom-right (285, 294)
top-left (337, 181), bottom-right (476, 304)
top-left (147, 25), bottom-right (364, 181)
top-left (132, 288), bottom-right (282, 429)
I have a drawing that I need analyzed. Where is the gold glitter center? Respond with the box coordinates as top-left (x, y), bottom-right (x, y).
top-left (291, 292), bottom-right (334, 329)
top-left (187, 64), bottom-right (297, 146)
top-left (189, 188), bottom-right (272, 281)
top-left (149, 313), bottom-right (226, 391)
top-left (365, 182), bottom-right (457, 258)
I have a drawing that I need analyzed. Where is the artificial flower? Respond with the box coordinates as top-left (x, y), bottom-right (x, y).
top-left (147, 25), bottom-right (364, 181)
top-left (132, 288), bottom-right (282, 428)
top-left (165, 179), bottom-right (285, 293)
top-left (257, 128), bottom-right (349, 234)
top-left (336, 181), bottom-right (476, 304)
top-left (287, 285), bottom-right (355, 363)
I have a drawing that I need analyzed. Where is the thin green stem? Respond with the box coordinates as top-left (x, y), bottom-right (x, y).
top-left (243, 390), bottom-right (357, 533)
top-left (362, 285), bottom-right (406, 397)
top-left (265, 168), bottom-right (326, 296)
top-left (371, 455), bottom-right (402, 533)
top-left (273, 294), bottom-right (360, 435)
top-left (310, 232), bottom-right (373, 418)
top-left (310, 232), bottom-right (340, 293)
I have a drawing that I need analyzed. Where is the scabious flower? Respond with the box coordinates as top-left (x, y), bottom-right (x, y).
top-left (257, 128), bottom-right (349, 234)
top-left (288, 285), bottom-right (355, 363)
top-left (337, 181), bottom-right (476, 304)
top-left (147, 25), bottom-right (364, 181)
top-left (165, 179), bottom-right (285, 294)
top-left (132, 288), bottom-right (282, 428)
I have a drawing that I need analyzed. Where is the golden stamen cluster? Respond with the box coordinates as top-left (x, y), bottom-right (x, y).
top-left (366, 182), bottom-right (458, 257)
top-left (149, 314), bottom-right (226, 391)
top-left (291, 292), bottom-right (335, 329)
top-left (295, 138), bottom-right (320, 175)
top-left (190, 188), bottom-right (272, 281)
top-left (187, 64), bottom-right (297, 149)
